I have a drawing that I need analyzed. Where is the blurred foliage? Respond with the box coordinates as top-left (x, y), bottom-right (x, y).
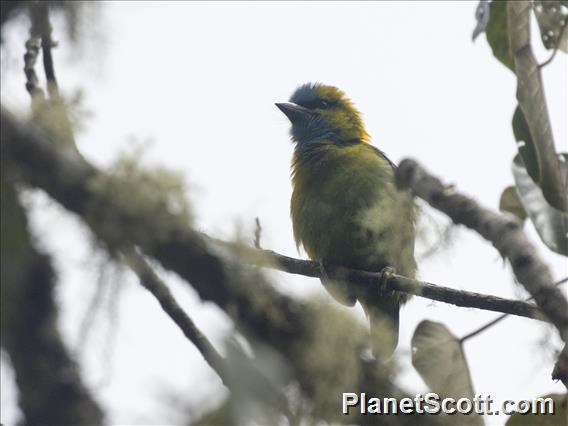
top-left (291, 299), bottom-right (370, 422)
top-left (533, 1), bottom-right (568, 52)
top-left (86, 145), bottom-right (193, 251)
top-left (512, 154), bottom-right (568, 256)
top-left (192, 299), bottom-right (381, 425)
top-left (512, 105), bottom-right (540, 185)
top-left (484, 0), bottom-right (567, 70)
top-left (192, 399), bottom-right (234, 426)
top-left (411, 321), bottom-right (482, 426)
top-left (1, 1), bottom-right (25, 30)
top-left (1, 1), bottom-right (98, 44)
top-left (0, 178), bottom-right (34, 335)
top-left (196, 339), bottom-right (290, 425)
top-left (414, 203), bottom-right (456, 262)
top-left (30, 89), bottom-right (91, 152)
top-left (485, 0), bottom-right (514, 71)
top-left (39, 89), bottom-right (91, 134)
top-left (499, 186), bottom-right (528, 222)
top-left (483, 0), bottom-right (568, 254)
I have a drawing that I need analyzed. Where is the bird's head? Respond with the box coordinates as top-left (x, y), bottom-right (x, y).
top-left (276, 83), bottom-right (369, 147)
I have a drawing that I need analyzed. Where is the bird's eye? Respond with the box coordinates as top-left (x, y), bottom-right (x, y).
top-left (297, 99), bottom-right (332, 110)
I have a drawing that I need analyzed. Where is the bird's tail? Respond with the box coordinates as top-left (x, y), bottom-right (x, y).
top-left (362, 296), bottom-right (400, 359)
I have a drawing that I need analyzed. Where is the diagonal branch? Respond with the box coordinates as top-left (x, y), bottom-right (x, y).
top-left (122, 249), bottom-right (230, 387)
top-left (395, 158), bottom-right (568, 343)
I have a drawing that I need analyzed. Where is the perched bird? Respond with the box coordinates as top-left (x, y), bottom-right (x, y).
top-left (276, 83), bottom-right (416, 358)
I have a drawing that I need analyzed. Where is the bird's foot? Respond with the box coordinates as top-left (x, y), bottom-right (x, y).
top-left (318, 260), bottom-right (330, 280)
top-left (378, 266), bottom-right (396, 295)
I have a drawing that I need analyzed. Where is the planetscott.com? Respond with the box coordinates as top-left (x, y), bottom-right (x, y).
top-left (342, 392), bottom-right (555, 416)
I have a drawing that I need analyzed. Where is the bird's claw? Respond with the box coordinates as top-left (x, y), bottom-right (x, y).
top-left (378, 266), bottom-right (396, 294)
top-left (318, 260), bottom-right (330, 280)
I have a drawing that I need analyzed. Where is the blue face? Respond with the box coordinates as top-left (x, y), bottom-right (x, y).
top-left (278, 83), bottom-right (366, 149)
top-left (287, 83), bottom-right (335, 145)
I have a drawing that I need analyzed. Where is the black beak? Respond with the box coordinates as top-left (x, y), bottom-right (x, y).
top-left (275, 102), bottom-right (312, 123)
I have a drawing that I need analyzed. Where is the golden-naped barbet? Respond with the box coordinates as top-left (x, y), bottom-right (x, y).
top-left (276, 83), bottom-right (416, 358)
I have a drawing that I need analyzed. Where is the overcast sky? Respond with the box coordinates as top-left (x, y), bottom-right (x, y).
top-left (1, 2), bottom-right (567, 425)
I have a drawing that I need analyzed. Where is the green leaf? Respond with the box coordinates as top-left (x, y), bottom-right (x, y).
top-left (505, 393), bottom-right (567, 425)
top-left (485, 0), bottom-right (515, 71)
top-left (508, 2), bottom-right (568, 212)
top-left (512, 154), bottom-right (568, 256)
top-left (411, 320), bottom-right (483, 426)
top-left (533, 1), bottom-right (568, 52)
top-left (499, 186), bottom-right (528, 222)
top-left (512, 106), bottom-right (540, 183)
top-left (219, 338), bottom-right (291, 423)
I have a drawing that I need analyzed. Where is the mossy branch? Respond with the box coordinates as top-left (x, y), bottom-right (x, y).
top-left (395, 158), bottom-right (568, 343)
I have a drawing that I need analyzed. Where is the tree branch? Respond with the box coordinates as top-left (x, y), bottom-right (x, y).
top-left (1, 178), bottom-right (104, 425)
top-left (211, 238), bottom-right (547, 322)
top-left (122, 249), bottom-right (230, 387)
top-left (23, 17), bottom-right (45, 105)
top-left (395, 158), bottom-right (568, 343)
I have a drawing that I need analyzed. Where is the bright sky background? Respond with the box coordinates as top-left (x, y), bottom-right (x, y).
top-left (1, 2), bottom-right (567, 425)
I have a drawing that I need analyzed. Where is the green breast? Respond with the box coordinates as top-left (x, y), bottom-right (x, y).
top-left (291, 142), bottom-right (416, 278)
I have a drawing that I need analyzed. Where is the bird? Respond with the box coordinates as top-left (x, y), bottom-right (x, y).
top-left (276, 83), bottom-right (416, 358)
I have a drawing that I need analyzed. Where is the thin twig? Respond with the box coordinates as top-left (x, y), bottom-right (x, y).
top-left (23, 34), bottom-right (45, 104)
top-left (254, 217), bottom-right (262, 249)
top-left (460, 276), bottom-right (568, 343)
top-left (123, 248), bottom-right (293, 413)
top-left (123, 249), bottom-right (230, 387)
top-left (39, 6), bottom-right (60, 100)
